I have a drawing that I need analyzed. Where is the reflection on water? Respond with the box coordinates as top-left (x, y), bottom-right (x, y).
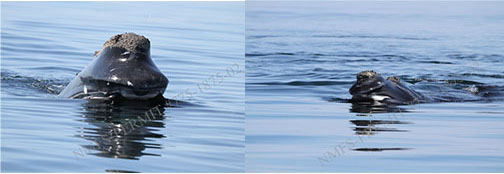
top-left (75, 99), bottom-right (167, 160)
top-left (353, 148), bottom-right (412, 152)
top-left (349, 103), bottom-right (412, 151)
top-left (349, 102), bottom-right (410, 114)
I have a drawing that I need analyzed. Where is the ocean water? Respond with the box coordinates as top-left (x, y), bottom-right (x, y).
top-left (246, 2), bottom-right (504, 172)
top-left (1, 2), bottom-right (244, 172)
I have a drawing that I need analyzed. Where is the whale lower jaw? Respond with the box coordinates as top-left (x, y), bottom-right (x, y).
top-left (69, 88), bottom-right (165, 100)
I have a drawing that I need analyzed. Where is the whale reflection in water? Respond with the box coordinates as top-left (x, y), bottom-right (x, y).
top-left (74, 98), bottom-right (168, 160)
top-left (348, 101), bottom-right (414, 152)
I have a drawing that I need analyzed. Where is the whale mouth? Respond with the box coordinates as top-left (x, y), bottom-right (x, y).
top-left (70, 79), bottom-right (166, 100)
top-left (103, 81), bottom-right (166, 100)
top-left (118, 86), bottom-right (166, 100)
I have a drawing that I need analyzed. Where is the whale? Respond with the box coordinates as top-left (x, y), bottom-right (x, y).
top-left (58, 33), bottom-right (168, 100)
top-left (349, 70), bottom-right (430, 105)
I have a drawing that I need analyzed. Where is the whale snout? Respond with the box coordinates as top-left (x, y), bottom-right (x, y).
top-left (349, 71), bottom-right (385, 96)
top-left (127, 74), bottom-right (168, 99)
top-left (119, 67), bottom-right (168, 89)
top-left (108, 60), bottom-right (169, 99)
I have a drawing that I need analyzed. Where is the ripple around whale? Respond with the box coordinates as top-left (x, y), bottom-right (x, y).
top-left (249, 80), bottom-right (353, 86)
top-left (1, 71), bottom-right (68, 96)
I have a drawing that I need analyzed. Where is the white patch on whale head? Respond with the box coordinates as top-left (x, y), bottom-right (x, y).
top-left (371, 95), bottom-right (390, 101)
top-left (111, 75), bottom-right (119, 81)
top-left (83, 85), bottom-right (88, 94)
top-left (127, 81), bottom-right (133, 86)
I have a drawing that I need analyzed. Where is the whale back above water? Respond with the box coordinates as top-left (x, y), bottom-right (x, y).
top-left (59, 33), bottom-right (168, 100)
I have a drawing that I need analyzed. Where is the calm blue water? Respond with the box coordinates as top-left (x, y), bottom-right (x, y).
top-left (1, 2), bottom-right (244, 172)
top-left (246, 2), bottom-right (504, 172)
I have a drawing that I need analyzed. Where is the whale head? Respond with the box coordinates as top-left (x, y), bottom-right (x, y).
top-left (349, 70), bottom-right (386, 97)
top-left (59, 33), bottom-right (169, 100)
top-left (349, 70), bottom-right (427, 104)
top-left (349, 70), bottom-right (398, 103)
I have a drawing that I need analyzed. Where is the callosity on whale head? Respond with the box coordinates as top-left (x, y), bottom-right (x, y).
top-left (59, 33), bottom-right (168, 100)
top-left (349, 70), bottom-right (429, 104)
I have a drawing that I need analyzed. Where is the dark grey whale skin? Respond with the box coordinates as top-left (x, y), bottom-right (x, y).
top-left (58, 46), bottom-right (168, 100)
top-left (349, 74), bottom-right (431, 105)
